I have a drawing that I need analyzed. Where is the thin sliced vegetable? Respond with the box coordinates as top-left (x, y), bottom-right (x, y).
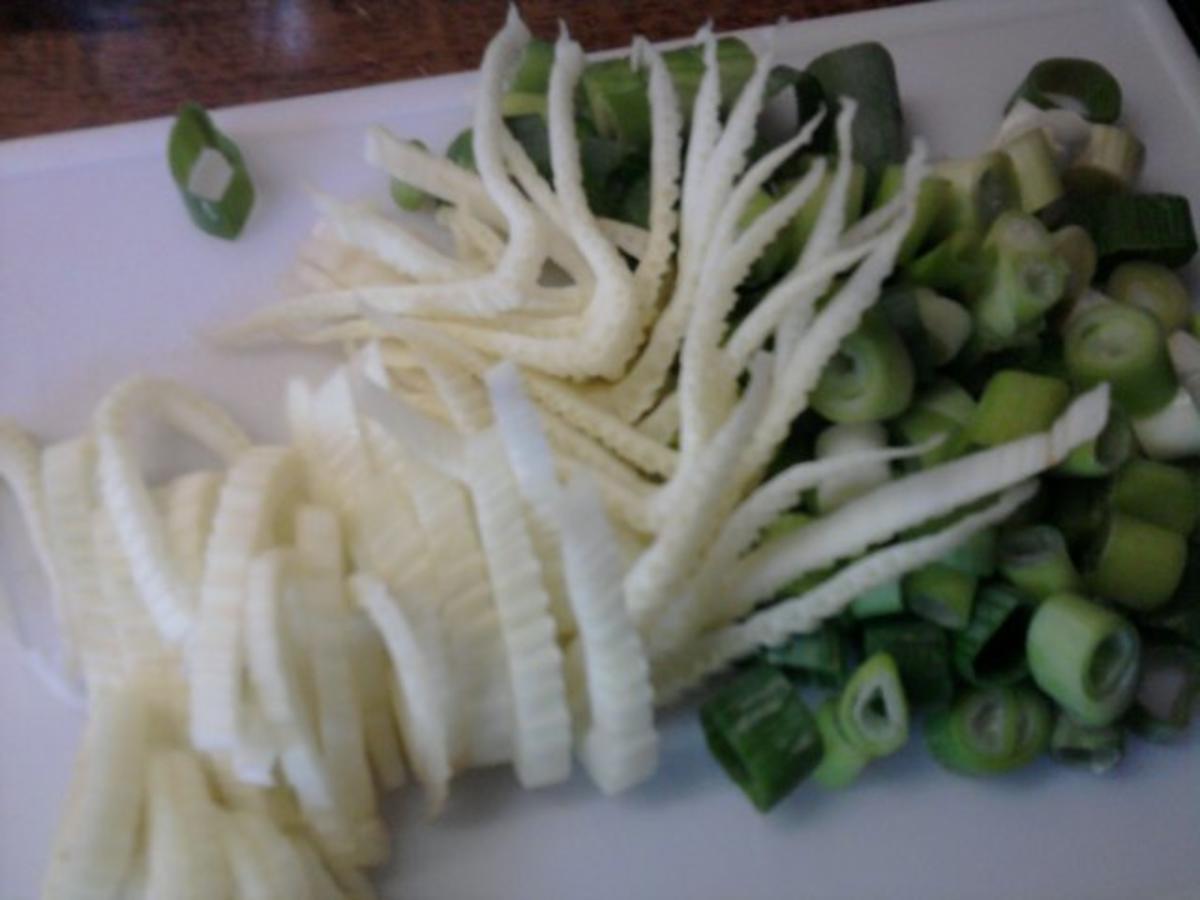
top-left (997, 525), bottom-right (1081, 598)
top-left (969, 370), bottom-right (1070, 447)
top-left (1107, 261), bottom-right (1191, 334)
top-left (1086, 513), bottom-right (1186, 612)
top-left (953, 584), bottom-right (1031, 687)
top-left (836, 652), bottom-right (909, 757)
top-left (1006, 57), bottom-right (1122, 124)
top-left (904, 562), bottom-right (976, 630)
top-left (812, 698), bottom-right (871, 789)
top-left (168, 103), bottom-right (256, 239)
top-left (1064, 301), bottom-right (1176, 417)
top-left (1050, 714), bottom-right (1124, 774)
top-left (1111, 459), bottom-right (1198, 535)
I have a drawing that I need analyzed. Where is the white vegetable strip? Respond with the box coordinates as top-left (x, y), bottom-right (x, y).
top-left (345, 611), bottom-right (407, 790)
top-left (653, 482), bottom-right (1038, 702)
top-left (463, 429), bottom-right (572, 787)
top-left (189, 446), bottom-right (302, 751)
top-left (814, 423), bottom-right (893, 512)
top-left (558, 475), bottom-right (658, 793)
top-left (145, 750), bottom-right (232, 900)
top-left (730, 386), bottom-right (1110, 611)
top-left (353, 373), bottom-right (465, 479)
top-left (95, 378), bottom-right (251, 642)
top-left (221, 809), bottom-right (314, 900)
top-left (161, 471), bottom-right (224, 589)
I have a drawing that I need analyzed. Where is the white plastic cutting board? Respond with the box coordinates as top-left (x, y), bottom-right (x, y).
top-left (2, 0), bottom-right (1199, 897)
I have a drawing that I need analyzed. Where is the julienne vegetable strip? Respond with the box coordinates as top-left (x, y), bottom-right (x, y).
top-left (4, 14), bottom-right (1200, 897)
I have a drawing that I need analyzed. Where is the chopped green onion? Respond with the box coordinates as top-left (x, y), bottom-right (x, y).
top-left (502, 39), bottom-right (554, 118)
top-left (942, 528), bottom-right (998, 577)
top-left (904, 229), bottom-right (986, 295)
top-left (968, 370), bottom-right (1071, 446)
top-left (1140, 559), bottom-right (1200, 646)
top-left (1006, 57), bottom-right (1122, 124)
top-left (1050, 714), bottom-right (1124, 774)
top-left (862, 618), bottom-right (954, 708)
top-left (880, 287), bottom-right (972, 374)
top-left (813, 423), bottom-right (891, 513)
top-left (894, 380), bottom-right (976, 468)
top-left (806, 41), bottom-right (905, 180)
top-left (850, 580), bottom-right (905, 619)
top-left (1124, 641), bottom-right (1200, 742)
top-left (873, 170), bottom-right (951, 263)
top-left (662, 38), bottom-right (757, 121)
top-left (1010, 686), bottom-right (1054, 767)
top-left (1056, 408), bottom-right (1132, 477)
top-left (1003, 128), bottom-right (1064, 213)
top-left (935, 153), bottom-right (1020, 235)
top-left (925, 685), bottom-right (1025, 775)
top-left (1064, 301), bottom-right (1177, 416)
top-left (1051, 192), bottom-right (1197, 269)
top-left (1051, 225), bottom-right (1099, 301)
top-left (1063, 125), bottom-right (1145, 195)
top-left (997, 525), bottom-right (1081, 599)
top-left (446, 128), bottom-right (477, 172)
top-left (1027, 592), bottom-right (1140, 726)
top-left (904, 562), bottom-right (977, 630)
top-left (1132, 387), bottom-right (1200, 461)
top-left (1111, 459), bottom-right (1198, 535)
top-left (811, 699), bottom-right (871, 789)
top-left (764, 627), bottom-right (851, 689)
top-left (1107, 261), bottom-right (1191, 333)
top-left (581, 58), bottom-right (652, 147)
top-left (953, 584), bottom-right (1032, 687)
top-left (389, 140), bottom-right (434, 211)
top-left (699, 665), bottom-right (824, 812)
top-left (167, 103), bottom-right (255, 240)
top-left (837, 652), bottom-right (909, 757)
top-left (812, 312), bottom-right (915, 423)
top-left (1086, 512), bottom-right (1187, 611)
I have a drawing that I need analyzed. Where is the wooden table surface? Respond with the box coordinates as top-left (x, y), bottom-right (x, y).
top-left (0, 0), bottom-right (921, 140)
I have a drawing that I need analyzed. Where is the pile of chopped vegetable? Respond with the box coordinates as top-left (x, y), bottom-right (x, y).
top-left (1, 9), bottom-right (1197, 898)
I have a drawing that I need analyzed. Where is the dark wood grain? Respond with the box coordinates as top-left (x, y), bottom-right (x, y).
top-left (0, 0), bottom-right (922, 140)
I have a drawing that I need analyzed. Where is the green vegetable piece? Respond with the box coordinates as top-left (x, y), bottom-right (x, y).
top-left (1052, 225), bottom-right (1099, 302)
top-left (880, 287), bottom-right (971, 377)
top-left (1047, 480), bottom-right (1107, 549)
top-left (812, 312), bottom-right (915, 423)
top-left (1056, 408), bottom-right (1132, 477)
top-left (1111, 459), bottom-right (1198, 535)
top-left (894, 380), bottom-right (976, 468)
top-left (850, 580), bottom-right (904, 619)
top-left (935, 153), bottom-right (1020, 236)
top-left (997, 525), bottom-right (1081, 599)
top-left (968, 370), bottom-right (1070, 446)
top-left (904, 229), bottom-right (986, 295)
top-left (502, 39), bottom-right (555, 118)
top-left (1086, 513), bottom-right (1187, 612)
top-left (941, 529), bottom-right (998, 578)
top-left (1107, 261), bottom-right (1191, 333)
top-left (445, 128), bottom-right (477, 172)
top-left (862, 618), bottom-right (953, 708)
top-left (1064, 301), bottom-right (1177, 417)
top-left (1051, 192), bottom-right (1197, 269)
top-left (1027, 592), bottom-right (1140, 726)
top-left (953, 583), bottom-right (1032, 687)
top-left (812, 698), bottom-right (871, 789)
top-left (1124, 640), bottom-right (1200, 742)
top-left (167, 103), bottom-right (255, 240)
top-left (1050, 714), bottom-right (1124, 774)
top-left (1006, 57), bottom-right (1122, 124)
top-left (1003, 128), bottom-right (1063, 213)
top-left (699, 665), bottom-right (824, 812)
top-left (904, 562), bottom-right (977, 630)
top-left (925, 685), bottom-right (1030, 776)
top-left (784, 160), bottom-right (868, 256)
top-left (764, 628), bottom-right (850, 689)
top-left (873, 170), bottom-right (951, 263)
top-left (1063, 125), bottom-right (1145, 195)
top-left (581, 58), bottom-right (652, 146)
top-left (837, 652), bottom-right (909, 757)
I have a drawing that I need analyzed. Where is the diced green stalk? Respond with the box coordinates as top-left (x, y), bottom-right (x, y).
top-left (925, 686), bottom-right (1024, 776)
top-left (814, 422), bottom-right (891, 513)
top-left (972, 247), bottom-right (1069, 348)
top-left (968, 370), bottom-right (1070, 446)
top-left (1051, 192), bottom-right (1197, 269)
top-left (581, 58), bottom-right (651, 146)
top-left (764, 628), bottom-right (850, 689)
top-left (904, 229), bottom-right (986, 294)
top-left (998, 525), bottom-right (1081, 599)
top-left (445, 128), bottom-right (476, 172)
top-left (1111, 459), bottom-right (1198, 535)
top-left (1107, 261), bottom-right (1191, 333)
top-left (1003, 128), bottom-right (1063, 213)
top-left (1051, 225), bottom-right (1098, 301)
top-left (1086, 513), bottom-right (1187, 611)
top-left (935, 153), bottom-right (1021, 235)
top-left (1124, 641), bottom-right (1200, 742)
top-left (1064, 125), bottom-right (1145, 194)
top-left (953, 584), bottom-right (1032, 687)
top-left (1140, 560), bottom-right (1200, 645)
top-left (699, 665), bottom-right (824, 812)
top-left (875, 169), bottom-right (952, 262)
top-left (837, 653), bottom-right (909, 757)
top-left (895, 395), bottom-right (974, 469)
top-left (1050, 714), bottom-right (1124, 774)
top-left (1133, 388), bottom-right (1200, 461)
top-left (942, 528), bottom-right (998, 577)
top-left (850, 581), bottom-right (904, 619)
top-left (1027, 592), bottom-right (1140, 726)
top-left (862, 618), bottom-right (954, 708)
top-left (1064, 301), bottom-right (1177, 416)
top-left (510, 39), bottom-right (554, 94)
top-left (1056, 408), bottom-right (1132, 477)
top-left (880, 286), bottom-right (970, 377)
top-left (167, 103), bottom-right (255, 239)
top-left (812, 313), bottom-right (915, 424)
top-left (904, 562), bottom-right (977, 630)
top-left (1012, 686), bottom-right (1054, 767)
top-left (1006, 57), bottom-right (1122, 123)
top-left (812, 699), bottom-right (871, 789)
top-left (984, 210), bottom-right (1055, 257)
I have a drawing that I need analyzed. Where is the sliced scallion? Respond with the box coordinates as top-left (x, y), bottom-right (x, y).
top-left (1003, 127), bottom-right (1063, 213)
top-left (1107, 261), bottom-right (1191, 333)
top-left (1006, 57), bottom-right (1122, 124)
top-left (812, 698), bottom-right (871, 789)
top-left (1050, 714), bottom-right (1124, 774)
top-left (581, 58), bottom-right (651, 147)
top-left (813, 422), bottom-right (892, 513)
top-left (446, 128), bottom-right (477, 172)
top-left (1063, 125), bottom-right (1145, 195)
top-left (904, 562), bottom-right (977, 630)
top-left (863, 618), bottom-right (954, 708)
top-left (837, 652), bottom-right (909, 757)
top-left (1124, 641), bottom-right (1200, 742)
top-left (895, 380), bottom-right (976, 468)
top-left (1111, 459), bottom-right (1198, 535)
top-left (1051, 225), bottom-right (1098, 301)
top-left (953, 584), bottom-right (1032, 687)
top-left (812, 312), bottom-right (915, 424)
top-left (1052, 192), bottom-right (1197, 269)
top-left (1056, 407), bottom-right (1132, 477)
top-left (1064, 301), bottom-right (1177, 417)
top-left (390, 140), bottom-right (434, 211)
top-left (850, 580), bottom-right (904, 619)
top-left (968, 370), bottom-right (1071, 447)
top-left (1086, 513), bottom-right (1187, 611)
top-left (1027, 592), bottom-right (1140, 726)
top-left (1131, 387), bottom-right (1200, 461)
top-left (873, 170), bottom-right (950, 263)
top-left (925, 686), bottom-right (1023, 776)
top-left (942, 528), bottom-right (998, 577)
top-left (167, 103), bottom-right (255, 240)
top-left (764, 627), bottom-right (850, 689)
top-left (997, 525), bottom-right (1081, 599)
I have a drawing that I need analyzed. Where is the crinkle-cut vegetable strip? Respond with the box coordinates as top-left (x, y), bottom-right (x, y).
top-left (440, 204), bottom-right (505, 269)
top-left (626, 355), bottom-right (773, 622)
top-left (628, 38), bottom-right (682, 325)
top-left (231, 699), bottom-right (278, 787)
top-left (312, 192), bottom-right (476, 282)
top-left (653, 483), bottom-right (1036, 703)
top-left (344, 611), bottom-right (407, 790)
top-left (351, 573), bottom-right (453, 814)
top-left (291, 833), bottom-right (355, 900)
top-left (95, 377), bottom-right (251, 643)
top-left (730, 387), bottom-right (1109, 613)
top-left (189, 446), bottom-right (302, 752)
top-left (295, 504), bottom-right (345, 576)
top-left (410, 343), bottom-right (492, 434)
top-left (636, 392), bottom-right (680, 444)
top-left (145, 750), bottom-right (233, 900)
top-left (161, 471), bottom-right (224, 589)
top-left (464, 428), bottom-right (572, 787)
top-left (485, 362), bottom-right (574, 636)
top-left (212, 293), bottom-right (359, 348)
top-left (221, 809), bottom-right (314, 900)
top-left (558, 474), bottom-right (658, 794)
top-left (775, 103), bottom-right (859, 374)
top-left (740, 156), bottom-right (922, 485)
top-left (283, 221), bottom-right (413, 294)
top-left (676, 27), bottom-right (723, 281)
top-left (43, 685), bottom-right (149, 900)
